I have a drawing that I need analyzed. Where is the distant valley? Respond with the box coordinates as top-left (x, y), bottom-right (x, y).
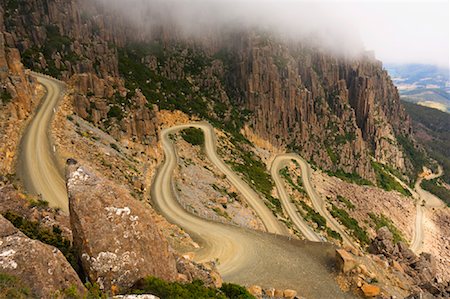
top-left (385, 63), bottom-right (450, 113)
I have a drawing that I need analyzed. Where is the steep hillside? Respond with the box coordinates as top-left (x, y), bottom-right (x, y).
top-left (403, 100), bottom-right (450, 204)
top-left (0, 0), bottom-right (419, 184)
top-left (0, 7), bottom-right (38, 175)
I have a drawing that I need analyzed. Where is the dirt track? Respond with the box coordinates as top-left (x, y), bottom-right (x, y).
top-left (152, 124), bottom-right (354, 297)
top-left (17, 73), bottom-right (68, 213)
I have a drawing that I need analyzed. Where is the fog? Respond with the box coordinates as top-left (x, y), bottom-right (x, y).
top-left (95, 0), bottom-right (449, 68)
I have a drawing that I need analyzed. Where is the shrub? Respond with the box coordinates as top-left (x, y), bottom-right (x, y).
top-left (181, 127), bottom-right (204, 146)
top-left (336, 195), bottom-right (355, 210)
top-left (326, 169), bottom-right (373, 186)
top-left (1, 89), bottom-right (13, 104)
top-left (330, 204), bottom-right (369, 246)
top-left (0, 273), bottom-right (31, 298)
top-left (298, 200), bottom-right (326, 229)
top-left (371, 162), bottom-right (411, 196)
top-left (131, 277), bottom-right (227, 298)
top-left (421, 178), bottom-right (450, 207)
top-left (368, 213), bottom-right (404, 243)
top-left (220, 283), bottom-right (254, 299)
top-left (107, 105), bottom-right (123, 120)
top-left (2, 212), bottom-right (79, 275)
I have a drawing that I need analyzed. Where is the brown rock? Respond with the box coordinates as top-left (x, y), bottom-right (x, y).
top-left (361, 284), bottom-right (381, 297)
top-left (66, 160), bottom-right (178, 292)
top-left (175, 255), bottom-right (222, 288)
top-left (247, 285), bottom-right (263, 297)
top-left (283, 289), bottom-right (298, 298)
top-left (274, 289), bottom-right (284, 297)
top-left (391, 260), bottom-right (404, 273)
top-left (0, 215), bottom-right (85, 297)
top-left (336, 249), bottom-right (357, 273)
top-left (369, 227), bottom-right (398, 257)
top-left (264, 287), bottom-right (275, 297)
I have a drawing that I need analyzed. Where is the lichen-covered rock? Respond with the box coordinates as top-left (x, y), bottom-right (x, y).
top-left (66, 159), bottom-right (178, 292)
top-left (0, 215), bottom-right (85, 297)
top-left (175, 255), bottom-right (222, 288)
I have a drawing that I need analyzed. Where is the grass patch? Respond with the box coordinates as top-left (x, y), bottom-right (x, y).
top-left (230, 151), bottom-right (272, 197)
top-left (330, 204), bottom-right (370, 246)
top-left (297, 200), bottom-right (327, 229)
top-left (131, 276), bottom-right (254, 299)
top-left (326, 169), bottom-right (373, 186)
top-left (3, 212), bottom-right (79, 275)
top-left (279, 167), bottom-right (307, 195)
top-left (326, 227), bottom-right (342, 241)
top-left (181, 127), bottom-right (205, 146)
top-left (421, 178), bottom-right (450, 207)
top-left (0, 273), bottom-right (32, 298)
top-left (368, 213), bottom-right (405, 243)
top-left (1, 89), bottom-right (13, 104)
top-left (336, 195), bottom-right (355, 210)
top-left (371, 162), bottom-right (411, 196)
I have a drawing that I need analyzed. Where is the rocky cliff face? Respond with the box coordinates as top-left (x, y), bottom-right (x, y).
top-left (1, 0), bottom-right (415, 180)
top-left (0, 6), bottom-right (37, 174)
top-left (223, 33), bottom-right (411, 179)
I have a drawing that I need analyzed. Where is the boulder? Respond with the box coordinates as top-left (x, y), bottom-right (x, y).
top-left (175, 255), bottom-right (223, 288)
top-left (0, 215), bottom-right (85, 297)
top-left (274, 289), bottom-right (284, 297)
top-left (335, 249), bottom-right (357, 273)
top-left (283, 289), bottom-right (298, 298)
top-left (247, 285), bottom-right (263, 297)
top-left (361, 284), bottom-right (381, 297)
top-left (369, 227), bottom-right (397, 257)
top-left (66, 159), bottom-right (178, 292)
top-left (263, 287), bottom-right (275, 297)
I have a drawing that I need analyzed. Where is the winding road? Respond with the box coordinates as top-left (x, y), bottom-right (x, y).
top-left (161, 123), bottom-right (286, 235)
top-left (152, 124), bottom-right (353, 297)
top-left (410, 166), bottom-right (444, 253)
top-left (19, 74), bottom-right (353, 297)
top-left (271, 154), bottom-right (355, 247)
top-left (17, 73), bottom-right (68, 213)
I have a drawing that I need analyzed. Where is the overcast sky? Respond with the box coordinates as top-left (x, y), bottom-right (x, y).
top-left (97, 0), bottom-right (449, 68)
top-left (344, 1), bottom-right (449, 68)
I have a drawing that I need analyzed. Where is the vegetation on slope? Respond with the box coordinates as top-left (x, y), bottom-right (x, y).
top-left (131, 276), bottom-right (254, 299)
top-left (421, 178), bottom-right (450, 207)
top-left (402, 101), bottom-right (450, 185)
top-left (368, 213), bottom-right (405, 244)
top-left (371, 162), bottom-right (412, 196)
top-left (230, 149), bottom-right (281, 214)
top-left (330, 204), bottom-right (369, 246)
top-left (0, 273), bottom-right (32, 298)
top-left (280, 166), bottom-right (341, 241)
top-left (181, 127), bottom-right (205, 146)
top-left (336, 195), bottom-right (355, 211)
top-left (2, 212), bottom-right (79, 275)
top-left (325, 169), bottom-right (373, 186)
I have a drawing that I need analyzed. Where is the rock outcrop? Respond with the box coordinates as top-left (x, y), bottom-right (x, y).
top-left (0, 8), bottom-right (38, 174)
top-left (66, 158), bottom-right (178, 292)
top-left (0, 215), bottom-right (85, 297)
top-left (370, 227), bottom-right (449, 298)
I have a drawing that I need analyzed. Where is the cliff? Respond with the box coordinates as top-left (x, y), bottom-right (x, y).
top-left (0, 6), bottom-right (37, 174)
top-left (1, 0), bottom-right (415, 180)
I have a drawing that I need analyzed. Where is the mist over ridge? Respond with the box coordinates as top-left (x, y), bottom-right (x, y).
top-left (93, 0), bottom-right (366, 58)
